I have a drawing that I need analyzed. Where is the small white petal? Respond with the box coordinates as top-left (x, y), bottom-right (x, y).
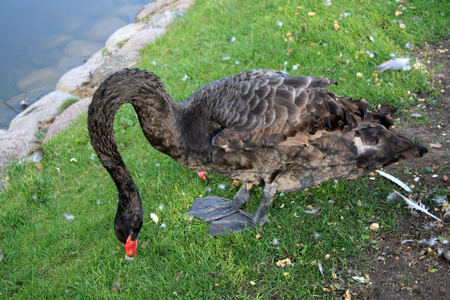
top-left (217, 184), bottom-right (226, 190)
top-left (150, 213), bottom-right (159, 224)
top-left (182, 75), bottom-right (188, 81)
top-left (64, 212), bottom-right (74, 220)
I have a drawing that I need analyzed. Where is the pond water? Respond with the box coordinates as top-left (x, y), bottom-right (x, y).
top-left (0, 0), bottom-right (150, 130)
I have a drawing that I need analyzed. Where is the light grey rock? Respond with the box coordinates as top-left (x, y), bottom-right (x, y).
top-left (17, 67), bottom-right (63, 91)
top-left (117, 28), bottom-right (165, 55)
top-left (58, 56), bottom-right (86, 73)
top-left (56, 62), bottom-right (102, 93)
top-left (105, 23), bottom-right (145, 52)
top-left (39, 34), bottom-right (73, 51)
top-left (84, 17), bottom-right (128, 41)
top-left (114, 4), bottom-right (144, 21)
top-left (85, 49), bottom-right (108, 66)
top-left (145, 10), bottom-right (186, 29)
top-left (134, 0), bottom-right (194, 23)
top-left (44, 97), bottom-right (92, 141)
top-left (135, 1), bottom-right (169, 22)
top-left (91, 53), bottom-right (140, 87)
top-left (9, 91), bottom-right (75, 130)
top-left (0, 121), bottom-right (39, 169)
top-left (92, 28), bottom-right (164, 87)
top-left (64, 40), bottom-right (103, 58)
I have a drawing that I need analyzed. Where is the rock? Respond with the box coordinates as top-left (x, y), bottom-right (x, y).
top-left (105, 23), bottom-right (145, 52)
top-left (84, 17), bottom-right (127, 41)
top-left (44, 97), bottom-right (92, 141)
top-left (117, 28), bottom-right (165, 55)
top-left (91, 53), bottom-right (140, 88)
top-left (17, 67), bottom-right (63, 91)
top-left (135, 0), bottom-right (194, 23)
top-left (9, 91), bottom-right (76, 130)
top-left (0, 121), bottom-right (39, 169)
top-left (85, 49), bottom-right (108, 66)
top-left (135, 1), bottom-right (170, 22)
top-left (93, 28), bottom-right (164, 87)
top-left (64, 40), bottom-right (103, 58)
top-left (114, 5), bottom-right (144, 22)
top-left (39, 34), bottom-right (73, 51)
top-left (58, 56), bottom-right (86, 73)
top-left (56, 63), bottom-right (100, 93)
top-left (145, 10), bottom-right (186, 29)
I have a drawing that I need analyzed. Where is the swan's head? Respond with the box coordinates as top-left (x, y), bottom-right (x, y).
top-left (114, 209), bottom-right (143, 260)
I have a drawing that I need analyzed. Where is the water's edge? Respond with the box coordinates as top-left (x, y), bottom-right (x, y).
top-left (0, 0), bottom-right (194, 171)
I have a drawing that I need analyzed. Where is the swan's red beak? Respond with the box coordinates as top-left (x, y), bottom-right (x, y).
top-left (124, 235), bottom-right (137, 258)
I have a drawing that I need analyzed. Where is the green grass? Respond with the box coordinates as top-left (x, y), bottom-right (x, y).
top-left (1, 0), bottom-right (449, 298)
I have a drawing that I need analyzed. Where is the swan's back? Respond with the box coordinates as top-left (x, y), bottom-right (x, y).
top-left (176, 69), bottom-right (427, 191)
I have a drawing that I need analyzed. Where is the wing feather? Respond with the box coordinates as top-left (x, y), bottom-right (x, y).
top-left (192, 70), bottom-right (355, 151)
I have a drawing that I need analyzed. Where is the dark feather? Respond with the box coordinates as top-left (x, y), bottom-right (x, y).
top-left (88, 68), bottom-right (427, 247)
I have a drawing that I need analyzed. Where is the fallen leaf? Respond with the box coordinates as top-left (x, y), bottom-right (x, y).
top-left (344, 289), bottom-right (352, 300)
top-left (256, 233), bottom-right (261, 240)
top-left (308, 12), bottom-right (316, 16)
top-left (429, 143), bottom-right (442, 148)
top-left (231, 180), bottom-right (240, 187)
top-left (333, 20), bottom-right (340, 30)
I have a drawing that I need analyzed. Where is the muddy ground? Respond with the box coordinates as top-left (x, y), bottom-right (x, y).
top-left (338, 40), bottom-right (450, 299)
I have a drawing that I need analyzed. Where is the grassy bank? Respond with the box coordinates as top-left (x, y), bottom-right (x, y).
top-left (1, 0), bottom-right (449, 298)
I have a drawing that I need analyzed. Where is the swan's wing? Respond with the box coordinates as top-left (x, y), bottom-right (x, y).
top-left (205, 70), bottom-right (359, 151)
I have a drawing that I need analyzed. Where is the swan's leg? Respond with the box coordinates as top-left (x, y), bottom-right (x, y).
top-left (208, 183), bottom-right (276, 236)
top-left (251, 183), bottom-right (276, 226)
top-left (188, 183), bottom-right (252, 222)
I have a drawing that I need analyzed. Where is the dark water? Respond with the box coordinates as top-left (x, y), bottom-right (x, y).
top-left (0, 0), bottom-right (150, 130)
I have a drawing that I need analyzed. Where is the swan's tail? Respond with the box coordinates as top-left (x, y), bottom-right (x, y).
top-left (394, 134), bottom-right (428, 161)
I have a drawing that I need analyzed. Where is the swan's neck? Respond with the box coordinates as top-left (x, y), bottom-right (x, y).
top-left (88, 69), bottom-right (181, 240)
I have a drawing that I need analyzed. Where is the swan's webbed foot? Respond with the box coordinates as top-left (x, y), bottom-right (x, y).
top-left (208, 183), bottom-right (276, 235)
top-left (188, 183), bottom-right (252, 222)
top-left (209, 210), bottom-right (253, 235)
top-left (189, 183), bottom-right (277, 236)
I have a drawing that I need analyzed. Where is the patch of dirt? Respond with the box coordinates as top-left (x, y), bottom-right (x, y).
top-left (351, 39), bottom-right (450, 299)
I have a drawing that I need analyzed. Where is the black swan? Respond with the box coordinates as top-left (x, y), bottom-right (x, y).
top-left (88, 68), bottom-right (427, 259)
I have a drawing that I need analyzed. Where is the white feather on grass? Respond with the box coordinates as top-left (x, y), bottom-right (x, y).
top-left (394, 190), bottom-right (442, 222)
top-left (376, 170), bottom-right (412, 193)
